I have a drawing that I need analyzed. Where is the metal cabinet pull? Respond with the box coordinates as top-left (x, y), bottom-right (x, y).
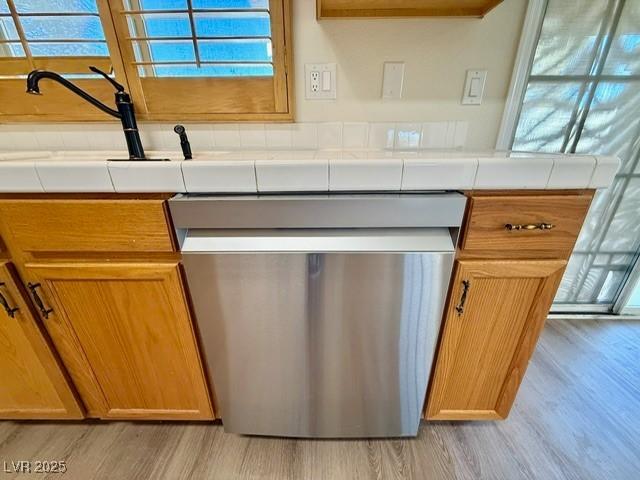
top-left (505, 223), bottom-right (555, 231)
top-left (27, 283), bottom-right (53, 319)
top-left (0, 282), bottom-right (19, 318)
top-left (455, 280), bottom-right (470, 316)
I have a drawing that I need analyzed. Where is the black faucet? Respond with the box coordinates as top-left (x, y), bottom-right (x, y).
top-left (26, 66), bottom-right (147, 161)
top-left (173, 124), bottom-right (193, 160)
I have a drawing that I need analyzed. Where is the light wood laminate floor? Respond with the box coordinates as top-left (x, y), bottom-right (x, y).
top-left (1, 319), bottom-right (639, 480)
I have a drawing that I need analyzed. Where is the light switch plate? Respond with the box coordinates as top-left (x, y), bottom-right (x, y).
top-left (382, 62), bottom-right (405, 100)
top-left (305, 63), bottom-right (337, 100)
top-left (462, 69), bottom-right (487, 105)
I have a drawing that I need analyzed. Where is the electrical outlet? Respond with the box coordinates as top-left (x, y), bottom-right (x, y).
top-left (311, 71), bottom-right (320, 92)
top-left (305, 63), bottom-right (336, 100)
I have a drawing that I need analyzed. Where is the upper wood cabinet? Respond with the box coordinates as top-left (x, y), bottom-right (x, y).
top-left (24, 261), bottom-right (213, 420)
top-left (0, 260), bottom-right (83, 419)
top-left (426, 259), bottom-right (565, 420)
top-left (317, 0), bottom-right (504, 18)
top-left (0, 0), bottom-right (293, 121)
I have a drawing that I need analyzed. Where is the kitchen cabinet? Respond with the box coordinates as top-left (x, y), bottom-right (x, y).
top-left (0, 190), bottom-right (596, 425)
top-left (426, 259), bottom-right (566, 420)
top-left (23, 261), bottom-right (213, 420)
top-left (0, 260), bottom-right (83, 419)
top-left (425, 190), bottom-right (593, 420)
top-left (317, 0), bottom-right (504, 18)
top-left (0, 196), bottom-right (214, 421)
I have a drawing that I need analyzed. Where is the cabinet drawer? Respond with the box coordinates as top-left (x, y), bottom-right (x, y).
top-left (0, 197), bottom-right (176, 254)
top-left (460, 193), bottom-right (593, 259)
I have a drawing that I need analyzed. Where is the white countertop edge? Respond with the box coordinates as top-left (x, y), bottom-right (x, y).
top-left (0, 152), bottom-right (621, 193)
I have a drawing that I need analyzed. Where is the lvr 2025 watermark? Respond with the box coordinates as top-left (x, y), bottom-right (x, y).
top-left (3, 460), bottom-right (67, 474)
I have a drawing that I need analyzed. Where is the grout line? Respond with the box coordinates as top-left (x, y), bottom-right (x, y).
top-left (391, 123), bottom-right (398, 150)
top-left (179, 159), bottom-right (188, 193)
top-left (542, 158), bottom-right (554, 189)
top-left (105, 161), bottom-right (117, 192)
top-left (253, 160), bottom-right (259, 192)
top-left (546, 157), bottom-right (558, 189)
top-left (585, 156), bottom-right (598, 188)
top-left (31, 161), bottom-right (47, 193)
top-left (470, 158), bottom-right (480, 189)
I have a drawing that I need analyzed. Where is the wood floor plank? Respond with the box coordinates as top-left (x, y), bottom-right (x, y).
top-left (0, 319), bottom-right (638, 480)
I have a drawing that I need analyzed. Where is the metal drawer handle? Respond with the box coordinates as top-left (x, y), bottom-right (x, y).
top-left (504, 223), bottom-right (555, 231)
top-left (27, 283), bottom-right (53, 319)
top-left (0, 282), bottom-right (19, 318)
top-left (455, 280), bottom-right (470, 316)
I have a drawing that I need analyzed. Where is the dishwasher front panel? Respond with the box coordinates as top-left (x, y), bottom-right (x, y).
top-left (184, 251), bottom-right (454, 438)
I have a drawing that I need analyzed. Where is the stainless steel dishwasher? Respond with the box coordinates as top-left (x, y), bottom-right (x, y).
top-left (169, 194), bottom-right (466, 438)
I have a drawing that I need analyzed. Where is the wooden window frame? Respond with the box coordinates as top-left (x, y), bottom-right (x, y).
top-left (0, 0), bottom-right (293, 122)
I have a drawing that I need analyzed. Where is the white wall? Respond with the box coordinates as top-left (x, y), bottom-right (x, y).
top-left (0, 0), bottom-right (526, 151)
top-left (293, 0), bottom-right (527, 148)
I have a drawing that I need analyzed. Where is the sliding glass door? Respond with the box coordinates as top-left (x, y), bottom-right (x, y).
top-left (509, 0), bottom-right (640, 312)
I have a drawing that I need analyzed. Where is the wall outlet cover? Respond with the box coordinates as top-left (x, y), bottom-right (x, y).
top-left (382, 62), bottom-right (405, 100)
top-left (305, 63), bottom-right (337, 100)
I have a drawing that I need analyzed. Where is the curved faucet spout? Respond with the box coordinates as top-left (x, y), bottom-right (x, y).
top-left (26, 70), bottom-right (122, 118)
top-left (26, 67), bottom-right (147, 160)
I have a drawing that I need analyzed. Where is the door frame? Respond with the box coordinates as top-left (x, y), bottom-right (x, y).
top-left (612, 255), bottom-right (640, 315)
top-left (495, 0), bottom-right (547, 150)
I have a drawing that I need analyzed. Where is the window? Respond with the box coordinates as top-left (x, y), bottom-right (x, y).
top-left (0, 0), bottom-right (118, 119)
top-left (0, 0), bottom-right (292, 120)
top-left (124, 0), bottom-right (274, 78)
top-left (504, 0), bottom-right (640, 312)
top-left (0, 0), bottom-right (111, 73)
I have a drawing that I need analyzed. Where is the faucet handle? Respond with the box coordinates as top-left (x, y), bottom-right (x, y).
top-left (89, 66), bottom-right (125, 92)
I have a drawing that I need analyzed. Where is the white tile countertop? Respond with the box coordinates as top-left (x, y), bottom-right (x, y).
top-left (0, 149), bottom-right (620, 193)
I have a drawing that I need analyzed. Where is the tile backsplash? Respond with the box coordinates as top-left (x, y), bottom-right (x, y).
top-left (0, 121), bottom-right (468, 152)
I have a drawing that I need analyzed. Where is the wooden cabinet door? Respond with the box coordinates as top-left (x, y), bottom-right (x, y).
top-left (24, 261), bottom-right (213, 420)
top-left (426, 259), bottom-right (566, 420)
top-left (0, 261), bottom-right (83, 419)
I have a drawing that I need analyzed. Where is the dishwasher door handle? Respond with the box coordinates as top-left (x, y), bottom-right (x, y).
top-left (180, 228), bottom-right (455, 254)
